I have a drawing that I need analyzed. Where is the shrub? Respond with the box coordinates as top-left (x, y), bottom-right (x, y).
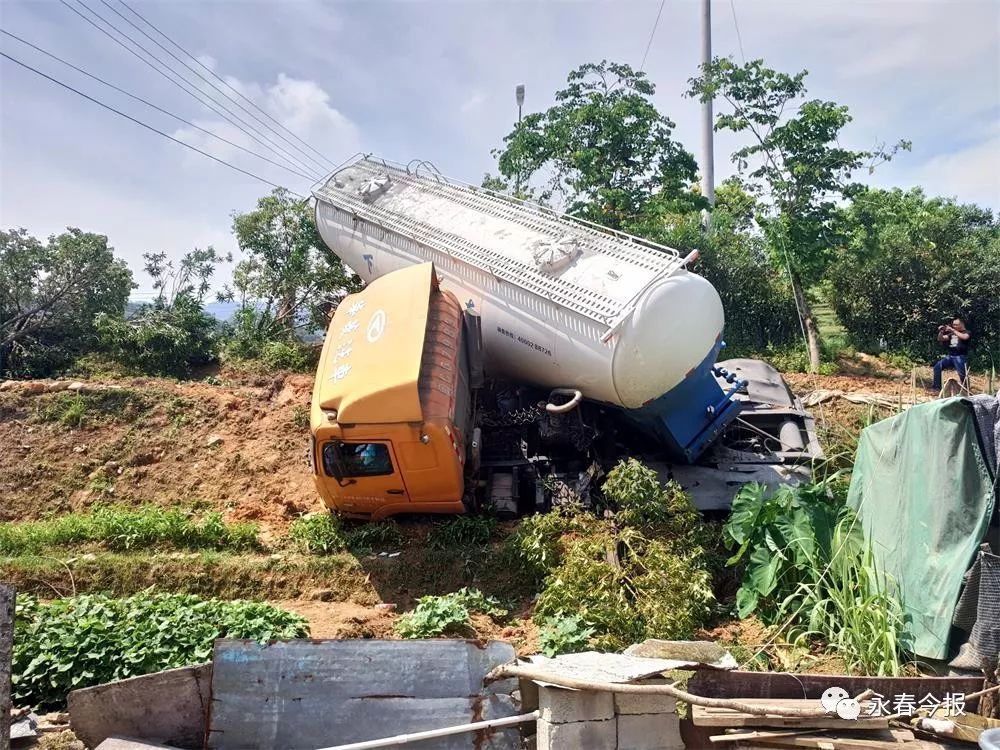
top-left (288, 512), bottom-right (345, 554)
top-left (428, 515), bottom-right (497, 550)
top-left (538, 614), bottom-right (595, 657)
top-left (0, 506), bottom-right (259, 556)
top-left (12, 592), bottom-right (309, 708)
top-left (534, 529), bottom-right (713, 651)
top-left (603, 459), bottom-right (699, 536)
top-left (506, 504), bottom-right (594, 578)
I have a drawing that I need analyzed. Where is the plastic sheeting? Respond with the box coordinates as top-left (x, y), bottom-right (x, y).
top-left (847, 397), bottom-right (997, 660)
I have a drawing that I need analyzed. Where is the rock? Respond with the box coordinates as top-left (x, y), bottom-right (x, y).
top-left (73, 445), bottom-right (87, 453)
top-left (0, 379), bottom-right (17, 391)
top-left (47, 380), bottom-right (72, 392)
top-left (67, 381), bottom-right (86, 392)
top-left (375, 603), bottom-right (397, 612)
top-left (22, 381), bottom-right (46, 395)
top-left (205, 435), bottom-right (224, 448)
top-left (308, 588), bottom-right (335, 601)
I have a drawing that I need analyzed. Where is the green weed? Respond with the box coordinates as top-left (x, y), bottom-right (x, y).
top-left (288, 512), bottom-right (345, 554)
top-left (291, 404), bottom-right (310, 429)
top-left (345, 521), bottom-right (403, 552)
top-left (428, 514), bottom-right (497, 550)
top-left (0, 506), bottom-right (260, 556)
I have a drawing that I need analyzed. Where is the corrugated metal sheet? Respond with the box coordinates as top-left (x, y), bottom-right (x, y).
top-left (208, 639), bottom-right (520, 750)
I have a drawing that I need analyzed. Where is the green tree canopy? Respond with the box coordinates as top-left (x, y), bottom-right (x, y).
top-left (688, 58), bottom-right (909, 371)
top-left (0, 228), bottom-right (133, 376)
top-left (490, 60), bottom-right (705, 230)
top-left (95, 247), bottom-right (227, 375)
top-left (225, 189), bottom-right (361, 357)
top-left (828, 187), bottom-right (999, 362)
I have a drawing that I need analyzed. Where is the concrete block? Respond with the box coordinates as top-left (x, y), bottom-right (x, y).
top-left (617, 712), bottom-right (683, 750)
top-left (536, 717), bottom-right (617, 750)
top-left (538, 685), bottom-right (614, 723)
top-left (613, 680), bottom-right (676, 715)
top-left (95, 738), bottom-right (175, 750)
top-left (68, 664), bottom-right (211, 750)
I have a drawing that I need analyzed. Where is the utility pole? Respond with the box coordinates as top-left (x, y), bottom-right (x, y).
top-left (700, 0), bottom-right (715, 212)
top-left (515, 84), bottom-right (525, 196)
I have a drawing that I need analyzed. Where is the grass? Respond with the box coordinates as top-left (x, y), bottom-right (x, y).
top-left (428, 515), bottom-right (497, 549)
top-left (0, 506), bottom-right (260, 556)
top-left (33, 389), bottom-right (152, 427)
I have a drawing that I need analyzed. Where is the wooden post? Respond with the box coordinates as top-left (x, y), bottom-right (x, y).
top-left (1, 584), bottom-right (14, 750)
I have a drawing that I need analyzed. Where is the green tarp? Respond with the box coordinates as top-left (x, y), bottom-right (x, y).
top-left (847, 397), bottom-right (996, 660)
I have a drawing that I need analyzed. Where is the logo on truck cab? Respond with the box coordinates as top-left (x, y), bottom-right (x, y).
top-left (367, 310), bottom-right (387, 343)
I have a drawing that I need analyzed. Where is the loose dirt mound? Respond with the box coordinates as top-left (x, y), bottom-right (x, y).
top-left (0, 372), bottom-right (323, 530)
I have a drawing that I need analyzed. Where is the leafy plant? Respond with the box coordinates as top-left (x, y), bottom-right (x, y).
top-left (12, 592), bottom-right (309, 709)
top-left (724, 481), bottom-right (906, 674)
top-left (394, 587), bottom-right (505, 639)
top-left (428, 515), bottom-right (497, 550)
top-left (288, 512), bottom-right (345, 554)
top-left (291, 404), bottom-right (310, 429)
top-left (538, 614), bottom-right (595, 657)
top-left (506, 504), bottom-right (592, 578)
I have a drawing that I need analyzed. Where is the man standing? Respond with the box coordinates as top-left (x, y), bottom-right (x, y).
top-left (933, 317), bottom-right (972, 391)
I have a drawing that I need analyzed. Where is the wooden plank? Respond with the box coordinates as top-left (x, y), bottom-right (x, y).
top-left (207, 639), bottom-right (520, 750)
top-left (687, 671), bottom-right (985, 710)
top-left (682, 671), bottom-right (985, 749)
top-left (1, 584), bottom-right (13, 750)
top-left (693, 699), bottom-right (887, 729)
top-left (68, 664), bottom-right (211, 750)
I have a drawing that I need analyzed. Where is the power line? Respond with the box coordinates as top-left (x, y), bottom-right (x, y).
top-left (0, 51), bottom-right (304, 196)
top-left (0, 29), bottom-right (316, 181)
top-left (115, 0), bottom-right (335, 171)
top-left (729, 0), bottom-right (746, 63)
top-left (94, 0), bottom-right (331, 174)
top-left (60, 0), bottom-right (321, 178)
top-left (639, 0), bottom-right (667, 73)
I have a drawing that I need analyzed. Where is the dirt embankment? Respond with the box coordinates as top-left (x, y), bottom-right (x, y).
top-left (0, 372), bottom-right (321, 533)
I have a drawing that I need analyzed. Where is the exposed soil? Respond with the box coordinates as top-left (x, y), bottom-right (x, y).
top-left (0, 372), bottom-right (320, 531)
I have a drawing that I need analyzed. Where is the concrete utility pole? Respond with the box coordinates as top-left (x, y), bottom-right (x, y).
top-left (700, 0), bottom-right (715, 209)
top-left (515, 84), bottom-right (526, 195)
top-left (1, 584), bottom-right (14, 750)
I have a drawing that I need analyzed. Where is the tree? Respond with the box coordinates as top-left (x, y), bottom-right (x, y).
top-left (96, 248), bottom-right (227, 375)
top-left (490, 60), bottom-right (705, 231)
top-left (828, 188), bottom-right (999, 363)
top-left (0, 228), bottom-right (133, 376)
top-left (688, 58), bottom-right (909, 372)
top-left (225, 188), bottom-right (361, 356)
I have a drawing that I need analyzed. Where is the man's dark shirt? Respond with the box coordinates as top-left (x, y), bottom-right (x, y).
top-left (947, 330), bottom-right (971, 356)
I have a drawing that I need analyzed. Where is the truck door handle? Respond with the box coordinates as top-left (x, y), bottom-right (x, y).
top-left (386, 489), bottom-right (405, 495)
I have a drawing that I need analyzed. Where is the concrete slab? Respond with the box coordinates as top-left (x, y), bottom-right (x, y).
top-left (208, 639), bottom-right (520, 750)
top-left (538, 685), bottom-right (614, 723)
top-left (617, 713), bottom-right (683, 750)
top-left (94, 738), bottom-right (176, 750)
top-left (536, 717), bottom-right (616, 750)
top-left (68, 664), bottom-right (211, 750)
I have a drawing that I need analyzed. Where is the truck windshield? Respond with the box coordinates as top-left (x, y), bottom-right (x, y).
top-left (322, 442), bottom-right (393, 478)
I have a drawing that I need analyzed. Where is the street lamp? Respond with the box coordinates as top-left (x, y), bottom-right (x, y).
top-left (515, 84), bottom-right (525, 124)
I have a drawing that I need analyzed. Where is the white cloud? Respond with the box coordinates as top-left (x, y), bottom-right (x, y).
top-left (172, 71), bottom-right (360, 179)
top-left (911, 134), bottom-right (1000, 208)
top-left (460, 90), bottom-right (487, 114)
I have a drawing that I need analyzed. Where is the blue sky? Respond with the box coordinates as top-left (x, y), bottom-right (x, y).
top-left (1, 0), bottom-right (998, 295)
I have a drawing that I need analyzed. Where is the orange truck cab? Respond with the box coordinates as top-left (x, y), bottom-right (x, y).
top-left (309, 263), bottom-right (475, 520)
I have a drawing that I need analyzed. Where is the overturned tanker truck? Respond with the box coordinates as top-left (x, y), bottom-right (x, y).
top-left (308, 156), bottom-right (821, 520)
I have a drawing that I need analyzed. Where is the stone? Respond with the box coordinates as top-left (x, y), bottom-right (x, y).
top-left (22, 381), bottom-right (46, 394)
top-left (205, 435), bottom-right (224, 448)
top-left (536, 717), bottom-right (616, 750)
top-left (613, 680), bottom-right (676, 715)
top-left (67, 381), bottom-right (86, 392)
top-left (95, 738), bottom-right (176, 750)
top-left (538, 685), bottom-right (614, 724)
top-left (616, 712), bottom-right (683, 750)
top-left (0, 380), bottom-right (16, 391)
top-left (308, 588), bottom-right (334, 601)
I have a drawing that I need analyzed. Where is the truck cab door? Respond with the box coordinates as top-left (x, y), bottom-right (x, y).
top-left (320, 440), bottom-right (408, 514)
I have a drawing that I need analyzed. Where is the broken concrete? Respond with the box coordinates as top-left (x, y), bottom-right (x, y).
top-left (68, 664), bottom-right (211, 750)
top-left (94, 738), bottom-right (176, 750)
